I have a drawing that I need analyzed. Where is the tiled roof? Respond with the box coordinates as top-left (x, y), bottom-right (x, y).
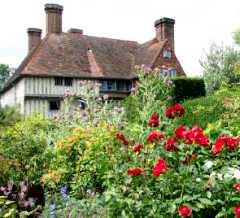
top-left (1, 32), bottom-right (183, 92)
top-left (135, 38), bottom-right (167, 68)
top-left (21, 33), bottom-right (139, 79)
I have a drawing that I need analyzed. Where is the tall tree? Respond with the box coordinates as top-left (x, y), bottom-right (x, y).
top-left (200, 44), bottom-right (240, 94)
top-left (0, 64), bottom-right (10, 89)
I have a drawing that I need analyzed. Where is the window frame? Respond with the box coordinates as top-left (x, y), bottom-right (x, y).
top-left (64, 77), bottom-right (73, 87)
top-left (49, 100), bottom-right (61, 111)
top-left (55, 77), bottom-right (63, 86)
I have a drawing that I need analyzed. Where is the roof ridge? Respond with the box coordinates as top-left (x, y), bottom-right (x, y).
top-left (74, 33), bottom-right (139, 45)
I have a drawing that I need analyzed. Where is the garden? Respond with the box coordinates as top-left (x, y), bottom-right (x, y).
top-left (0, 66), bottom-right (240, 218)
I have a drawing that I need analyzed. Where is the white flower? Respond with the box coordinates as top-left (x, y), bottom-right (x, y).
top-left (233, 169), bottom-right (240, 179)
top-left (224, 167), bottom-right (240, 179)
top-left (196, 178), bottom-right (201, 182)
top-left (204, 161), bottom-right (214, 169)
top-left (217, 173), bottom-right (223, 180)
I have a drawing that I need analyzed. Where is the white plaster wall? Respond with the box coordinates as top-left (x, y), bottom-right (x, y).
top-left (0, 79), bottom-right (25, 114)
top-left (25, 77), bottom-right (84, 96)
top-left (24, 98), bottom-right (64, 117)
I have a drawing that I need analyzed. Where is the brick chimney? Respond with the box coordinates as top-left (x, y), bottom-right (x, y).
top-left (45, 4), bottom-right (63, 34)
top-left (27, 28), bottom-right (42, 53)
top-left (154, 17), bottom-right (175, 51)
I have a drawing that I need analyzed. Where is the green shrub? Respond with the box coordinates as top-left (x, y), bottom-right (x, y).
top-left (171, 77), bottom-right (206, 103)
top-left (0, 114), bottom-right (55, 184)
top-left (0, 105), bottom-right (21, 128)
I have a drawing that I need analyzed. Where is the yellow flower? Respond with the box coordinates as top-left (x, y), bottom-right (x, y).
top-left (147, 143), bottom-right (155, 150)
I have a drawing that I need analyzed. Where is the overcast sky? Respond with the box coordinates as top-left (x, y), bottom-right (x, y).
top-left (0, 0), bottom-right (240, 76)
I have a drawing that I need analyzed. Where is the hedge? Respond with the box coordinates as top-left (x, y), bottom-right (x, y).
top-left (171, 77), bottom-right (206, 103)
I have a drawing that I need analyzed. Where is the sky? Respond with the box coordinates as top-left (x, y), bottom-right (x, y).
top-left (0, 0), bottom-right (240, 76)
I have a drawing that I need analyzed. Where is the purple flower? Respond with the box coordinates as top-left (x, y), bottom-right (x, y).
top-left (166, 80), bottom-right (174, 87)
top-left (60, 185), bottom-right (69, 200)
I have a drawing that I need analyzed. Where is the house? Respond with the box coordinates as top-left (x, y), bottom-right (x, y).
top-left (0, 3), bottom-right (185, 117)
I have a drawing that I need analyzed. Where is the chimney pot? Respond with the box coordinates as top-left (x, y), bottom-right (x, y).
top-left (68, 28), bottom-right (83, 34)
top-left (27, 28), bottom-right (42, 53)
top-left (44, 3), bottom-right (63, 34)
top-left (154, 17), bottom-right (175, 51)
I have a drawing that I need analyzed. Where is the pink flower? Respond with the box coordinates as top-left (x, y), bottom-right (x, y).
top-left (153, 159), bottom-right (167, 176)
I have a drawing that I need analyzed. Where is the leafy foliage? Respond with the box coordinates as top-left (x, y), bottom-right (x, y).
top-left (0, 114), bottom-right (55, 184)
top-left (200, 43), bottom-right (240, 94)
top-left (1, 67), bottom-right (240, 217)
top-left (0, 64), bottom-right (10, 90)
top-left (41, 68), bottom-right (240, 218)
top-left (0, 105), bottom-right (21, 129)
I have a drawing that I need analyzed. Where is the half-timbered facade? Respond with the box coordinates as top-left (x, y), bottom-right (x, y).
top-left (0, 3), bottom-right (185, 117)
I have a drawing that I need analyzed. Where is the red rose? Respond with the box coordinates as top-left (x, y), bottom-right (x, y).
top-left (178, 205), bottom-right (192, 217)
top-left (116, 132), bottom-right (129, 146)
top-left (184, 126), bottom-right (209, 147)
top-left (153, 159), bottom-right (167, 176)
top-left (158, 132), bottom-right (164, 140)
top-left (173, 103), bottom-right (185, 117)
top-left (233, 184), bottom-right (240, 192)
top-left (225, 137), bottom-right (239, 150)
top-left (212, 135), bottom-right (226, 154)
top-left (234, 207), bottom-right (240, 218)
top-left (147, 131), bottom-right (164, 143)
top-left (166, 103), bottom-right (185, 119)
top-left (191, 153), bottom-right (198, 159)
top-left (133, 144), bottom-right (143, 153)
top-left (127, 168), bottom-right (144, 176)
top-left (148, 113), bottom-right (159, 127)
top-left (165, 108), bottom-right (174, 119)
top-left (175, 126), bottom-right (188, 139)
top-left (165, 137), bottom-right (177, 151)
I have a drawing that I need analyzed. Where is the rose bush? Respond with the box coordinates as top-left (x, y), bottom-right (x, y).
top-left (41, 68), bottom-right (240, 218)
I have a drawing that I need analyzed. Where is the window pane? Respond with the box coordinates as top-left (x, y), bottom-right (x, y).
top-left (49, 100), bottom-right (60, 111)
top-left (117, 80), bottom-right (125, 91)
top-left (100, 80), bottom-right (108, 91)
top-left (107, 80), bottom-right (116, 90)
top-left (64, 78), bottom-right (73, 86)
top-left (55, 77), bottom-right (63, 86)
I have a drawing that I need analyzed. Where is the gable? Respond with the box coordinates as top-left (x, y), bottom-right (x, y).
top-left (151, 41), bottom-right (185, 76)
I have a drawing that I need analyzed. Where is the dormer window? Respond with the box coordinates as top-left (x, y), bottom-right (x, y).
top-left (163, 50), bottom-right (172, 59)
